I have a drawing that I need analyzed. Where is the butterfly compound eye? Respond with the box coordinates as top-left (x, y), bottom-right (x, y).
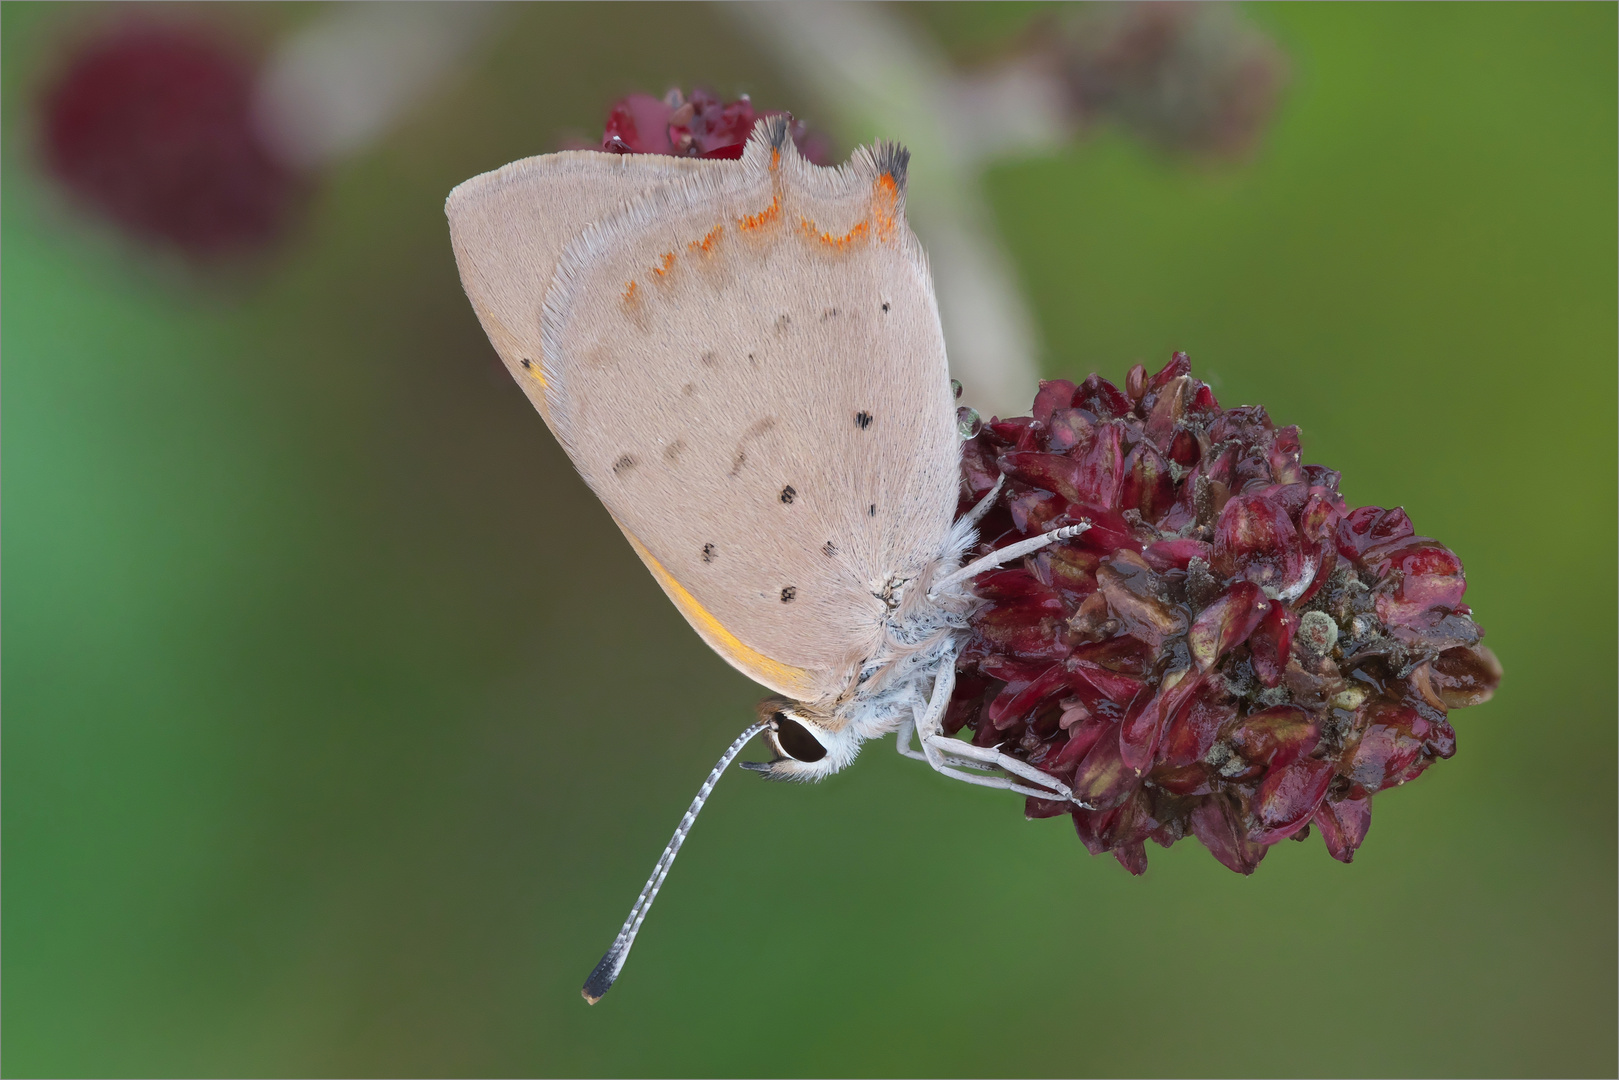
top-left (772, 712), bottom-right (829, 763)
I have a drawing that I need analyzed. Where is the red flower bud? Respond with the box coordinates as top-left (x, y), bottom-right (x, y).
top-left (1121, 441), bottom-right (1177, 522)
top-left (1032, 379), bottom-right (1078, 425)
top-left (600, 86), bottom-right (830, 163)
top-left (40, 23), bottom-right (303, 258)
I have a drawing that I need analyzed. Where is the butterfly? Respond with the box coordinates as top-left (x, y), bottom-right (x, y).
top-left (446, 116), bottom-right (1082, 1000)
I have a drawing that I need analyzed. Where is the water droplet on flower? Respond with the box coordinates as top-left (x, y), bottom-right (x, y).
top-left (956, 406), bottom-right (981, 440)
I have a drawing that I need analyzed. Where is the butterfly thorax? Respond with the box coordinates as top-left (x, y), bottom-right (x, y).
top-left (754, 516), bottom-right (982, 780)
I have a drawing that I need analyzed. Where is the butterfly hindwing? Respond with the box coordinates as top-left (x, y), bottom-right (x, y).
top-left (450, 121), bottom-right (959, 703)
top-left (539, 122), bottom-right (958, 701)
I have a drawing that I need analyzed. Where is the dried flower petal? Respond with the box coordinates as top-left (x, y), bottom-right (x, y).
top-left (1032, 379), bottom-right (1078, 425)
top-left (1072, 731), bottom-right (1139, 810)
top-left (1121, 441), bottom-right (1177, 522)
top-left (1374, 542), bottom-right (1467, 627)
top-left (1157, 690), bottom-right (1237, 770)
top-left (1213, 493), bottom-right (1308, 599)
top-left (1226, 705), bottom-right (1320, 768)
top-left (1118, 670), bottom-right (1206, 773)
top-left (1074, 422), bottom-right (1126, 507)
top-left (1314, 795), bottom-right (1373, 863)
top-left (1346, 702), bottom-right (1431, 795)
top-left (1253, 757), bottom-right (1334, 842)
top-left (1097, 550), bottom-right (1188, 649)
top-left (1188, 795), bottom-right (1267, 875)
top-left (1188, 581), bottom-right (1271, 670)
top-left (1411, 645), bottom-right (1502, 709)
top-left (1075, 374), bottom-right (1133, 420)
top-left (1248, 603), bottom-right (1295, 687)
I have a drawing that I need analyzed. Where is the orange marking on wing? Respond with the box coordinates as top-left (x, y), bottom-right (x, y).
top-left (622, 280), bottom-right (638, 303)
top-left (651, 251), bottom-right (677, 277)
top-left (823, 220), bottom-right (868, 251)
top-left (687, 224), bottom-right (724, 255)
top-left (873, 173), bottom-right (899, 242)
top-left (770, 147), bottom-right (781, 171)
top-left (798, 214), bottom-right (869, 252)
top-left (737, 194), bottom-right (781, 232)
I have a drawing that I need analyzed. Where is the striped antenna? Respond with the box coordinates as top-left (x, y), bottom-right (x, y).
top-left (581, 719), bottom-right (771, 1003)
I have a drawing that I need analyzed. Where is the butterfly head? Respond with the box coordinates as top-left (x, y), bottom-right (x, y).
top-left (742, 699), bottom-right (863, 781)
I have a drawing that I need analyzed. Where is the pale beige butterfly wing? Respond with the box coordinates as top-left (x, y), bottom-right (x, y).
top-left (451, 120), bottom-right (958, 704)
top-left (446, 151), bottom-right (724, 428)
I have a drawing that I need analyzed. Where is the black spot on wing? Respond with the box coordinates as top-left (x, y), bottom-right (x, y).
top-left (612, 454), bottom-right (637, 475)
top-left (702, 543), bottom-right (716, 563)
top-left (780, 485), bottom-right (796, 504)
top-left (869, 504), bottom-right (877, 517)
top-left (780, 586), bottom-right (797, 603)
top-left (880, 301), bottom-right (890, 313)
top-left (822, 541), bottom-right (837, 557)
top-left (855, 411), bottom-right (873, 429)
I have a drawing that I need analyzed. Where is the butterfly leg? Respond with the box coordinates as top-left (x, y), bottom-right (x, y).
top-left (962, 474), bottom-right (1006, 527)
top-left (927, 522), bottom-right (1092, 601)
top-left (902, 656), bottom-right (1075, 802)
top-left (894, 718), bottom-right (929, 763)
top-left (923, 737), bottom-right (1076, 802)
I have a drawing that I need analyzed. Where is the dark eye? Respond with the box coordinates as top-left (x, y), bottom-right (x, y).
top-left (773, 713), bottom-right (828, 762)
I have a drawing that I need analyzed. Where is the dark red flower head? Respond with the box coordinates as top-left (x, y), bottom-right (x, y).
top-left (39, 22), bottom-right (303, 258)
top-left (952, 354), bottom-right (1499, 874)
top-left (601, 87), bottom-right (831, 164)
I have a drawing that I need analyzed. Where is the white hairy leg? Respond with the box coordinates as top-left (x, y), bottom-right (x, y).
top-left (962, 473), bottom-right (1006, 527)
top-left (922, 736), bottom-right (1076, 801)
top-left (928, 522), bottom-right (1091, 601)
top-left (894, 653), bottom-right (1075, 802)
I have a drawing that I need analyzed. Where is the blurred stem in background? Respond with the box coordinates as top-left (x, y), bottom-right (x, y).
top-left (253, 2), bottom-right (496, 173)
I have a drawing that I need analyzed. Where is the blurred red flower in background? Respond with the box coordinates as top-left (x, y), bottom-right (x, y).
top-left (40, 22), bottom-right (302, 259)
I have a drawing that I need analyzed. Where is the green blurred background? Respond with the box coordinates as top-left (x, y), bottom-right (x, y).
top-left (4, 3), bottom-right (1615, 1076)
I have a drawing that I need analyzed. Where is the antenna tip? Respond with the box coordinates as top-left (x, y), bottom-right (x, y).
top-left (581, 948), bottom-right (621, 1005)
